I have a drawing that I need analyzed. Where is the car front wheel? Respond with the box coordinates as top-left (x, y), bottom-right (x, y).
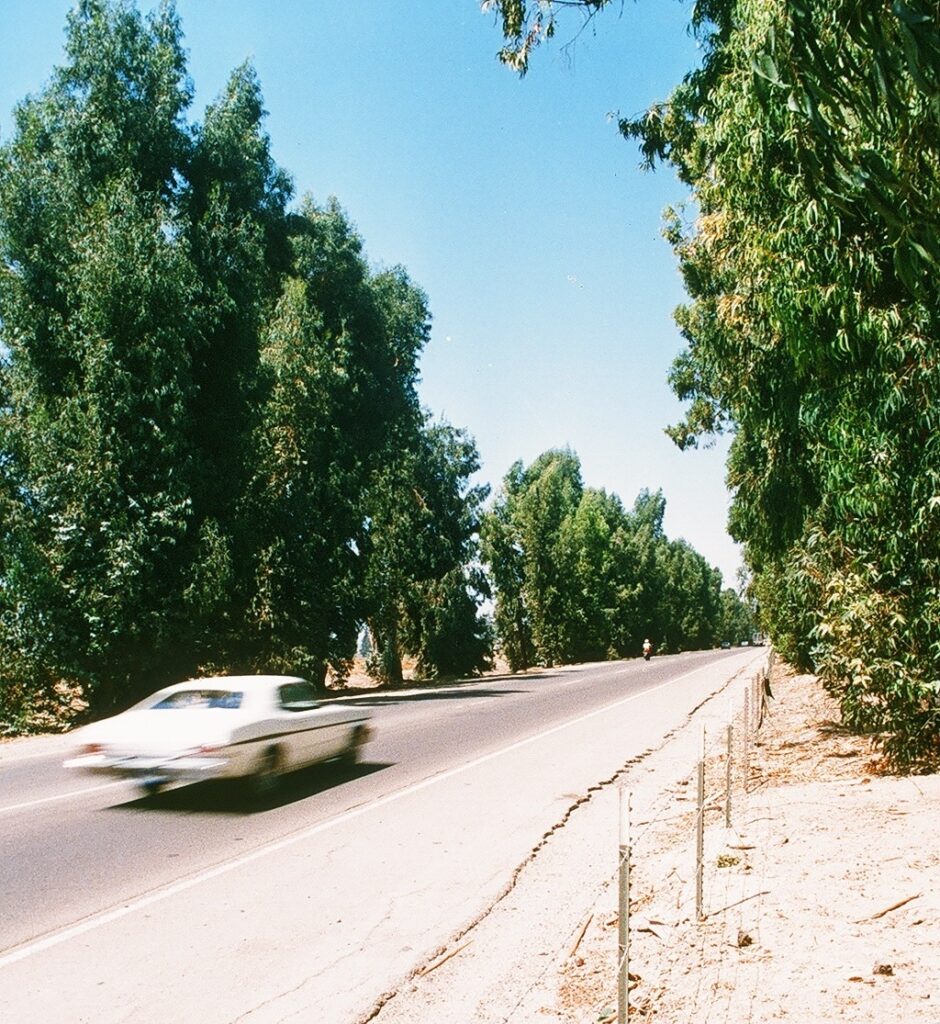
top-left (341, 724), bottom-right (369, 766)
top-left (246, 745), bottom-right (282, 801)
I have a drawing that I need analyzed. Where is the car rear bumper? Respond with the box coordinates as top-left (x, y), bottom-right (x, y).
top-left (63, 753), bottom-right (230, 789)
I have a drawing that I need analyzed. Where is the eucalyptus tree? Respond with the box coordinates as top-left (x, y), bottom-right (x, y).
top-left (557, 487), bottom-right (639, 661)
top-left (0, 0), bottom-right (302, 709)
top-left (0, 0), bottom-right (200, 704)
top-left (245, 200), bottom-right (429, 685)
top-left (483, 449), bottom-right (585, 667)
top-left (718, 587), bottom-right (756, 646)
top-left (480, 460), bottom-right (535, 672)
top-left (626, 0), bottom-right (940, 761)
top-left (364, 419), bottom-right (491, 685)
top-left (484, 451), bottom-right (579, 667)
top-left (659, 540), bottom-right (722, 653)
top-left (400, 428), bottom-right (492, 682)
top-left (485, 0), bottom-right (940, 762)
top-left (2, 0), bottom-right (492, 730)
top-left (483, 452), bottom-right (725, 666)
top-left (179, 60), bottom-right (292, 668)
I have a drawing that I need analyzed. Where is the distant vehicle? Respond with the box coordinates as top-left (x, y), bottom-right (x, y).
top-left (64, 675), bottom-right (372, 799)
top-left (642, 638), bottom-right (652, 661)
top-left (719, 640), bottom-right (731, 649)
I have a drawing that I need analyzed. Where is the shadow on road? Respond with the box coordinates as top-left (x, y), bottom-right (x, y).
top-left (107, 759), bottom-right (393, 816)
top-left (347, 686), bottom-right (531, 707)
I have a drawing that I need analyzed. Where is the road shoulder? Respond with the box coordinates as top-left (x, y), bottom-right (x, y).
top-left (369, 661), bottom-right (940, 1024)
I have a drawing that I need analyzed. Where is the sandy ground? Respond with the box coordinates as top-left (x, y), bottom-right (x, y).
top-left (369, 661), bottom-right (940, 1023)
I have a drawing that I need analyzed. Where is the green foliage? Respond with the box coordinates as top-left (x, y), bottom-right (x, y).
top-left (241, 201), bottom-right (431, 686)
top-left (0, 0), bottom-right (201, 706)
top-left (363, 418), bottom-right (491, 684)
top-left (0, 1), bottom-right (484, 727)
top-left (402, 567), bottom-right (494, 680)
top-left (623, 0), bottom-right (940, 765)
top-left (485, 0), bottom-right (940, 764)
top-left (718, 587), bottom-right (757, 646)
top-left (481, 0), bottom-right (606, 75)
top-left (482, 449), bottom-right (584, 667)
top-left (482, 450), bottom-right (725, 667)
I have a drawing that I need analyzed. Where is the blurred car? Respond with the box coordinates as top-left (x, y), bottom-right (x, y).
top-left (64, 675), bottom-right (372, 798)
top-left (719, 640), bottom-right (731, 649)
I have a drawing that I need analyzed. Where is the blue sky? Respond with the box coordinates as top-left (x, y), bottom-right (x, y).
top-left (0, 1), bottom-right (743, 587)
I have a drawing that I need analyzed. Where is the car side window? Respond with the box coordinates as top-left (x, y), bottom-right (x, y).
top-left (278, 680), bottom-right (320, 712)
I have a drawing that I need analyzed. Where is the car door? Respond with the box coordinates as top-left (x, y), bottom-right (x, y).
top-left (276, 680), bottom-right (337, 766)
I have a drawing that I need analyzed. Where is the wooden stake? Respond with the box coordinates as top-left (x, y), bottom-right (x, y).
top-left (618, 788), bottom-right (631, 1024)
top-left (695, 723), bottom-right (705, 921)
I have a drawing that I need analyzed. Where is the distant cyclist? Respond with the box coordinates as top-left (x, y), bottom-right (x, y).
top-left (642, 638), bottom-right (652, 661)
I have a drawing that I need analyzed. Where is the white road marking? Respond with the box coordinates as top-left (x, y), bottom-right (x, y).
top-left (0, 780), bottom-right (128, 815)
top-left (0, 744), bottom-right (73, 763)
top-left (0, 656), bottom-right (760, 969)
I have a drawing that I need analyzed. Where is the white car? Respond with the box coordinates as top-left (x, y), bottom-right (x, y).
top-left (63, 675), bottom-right (372, 799)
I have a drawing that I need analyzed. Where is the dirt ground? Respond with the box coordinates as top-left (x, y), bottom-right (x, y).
top-left (551, 665), bottom-right (940, 1023)
top-left (372, 662), bottom-right (940, 1023)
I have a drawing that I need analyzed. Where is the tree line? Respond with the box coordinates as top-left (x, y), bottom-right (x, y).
top-left (488, 0), bottom-right (940, 765)
top-left (0, 1), bottom-right (748, 733)
top-left (483, 449), bottom-right (751, 671)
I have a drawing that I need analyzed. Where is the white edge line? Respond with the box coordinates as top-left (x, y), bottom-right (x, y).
top-left (0, 655), bottom-right (760, 970)
top-left (0, 781), bottom-right (128, 816)
top-left (0, 747), bottom-right (72, 764)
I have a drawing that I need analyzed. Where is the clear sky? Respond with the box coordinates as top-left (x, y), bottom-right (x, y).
top-left (0, 1), bottom-right (743, 588)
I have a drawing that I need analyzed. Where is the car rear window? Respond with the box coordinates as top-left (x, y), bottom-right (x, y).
top-left (152, 689), bottom-right (243, 710)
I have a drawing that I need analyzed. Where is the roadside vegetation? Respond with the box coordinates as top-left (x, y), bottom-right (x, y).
top-left (488, 0), bottom-right (940, 767)
top-left (482, 450), bottom-right (752, 671)
top-left (0, 1), bottom-right (748, 735)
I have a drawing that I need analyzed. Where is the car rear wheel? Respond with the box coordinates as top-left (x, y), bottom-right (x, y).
top-left (341, 724), bottom-right (369, 766)
top-left (246, 745), bottom-right (282, 801)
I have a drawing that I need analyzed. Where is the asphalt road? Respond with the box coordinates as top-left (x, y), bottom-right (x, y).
top-left (0, 648), bottom-right (760, 1024)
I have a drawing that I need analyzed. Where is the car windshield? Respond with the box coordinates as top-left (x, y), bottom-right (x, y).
top-left (151, 689), bottom-right (243, 710)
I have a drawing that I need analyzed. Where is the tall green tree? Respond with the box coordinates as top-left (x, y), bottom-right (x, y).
top-left (244, 200), bottom-right (429, 685)
top-left (365, 419), bottom-right (491, 684)
top-left (631, 0), bottom-right (940, 763)
top-left (0, 2), bottom-right (449, 730)
top-left (483, 451), bottom-right (723, 667)
top-left (480, 460), bottom-right (534, 672)
top-left (483, 449), bottom-right (584, 667)
top-left (397, 423), bottom-right (493, 682)
top-left (627, 488), bottom-right (667, 650)
top-left (0, 0), bottom-right (199, 705)
top-left (659, 539), bottom-right (722, 653)
top-left (179, 60), bottom-right (292, 659)
top-left (557, 488), bottom-right (640, 661)
top-left (485, 0), bottom-right (940, 762)
top-left (718, 587), bottom-right (756, 646)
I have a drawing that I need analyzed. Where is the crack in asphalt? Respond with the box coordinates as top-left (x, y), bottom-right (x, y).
top-left (358, 660), bottom-right (757, 1024)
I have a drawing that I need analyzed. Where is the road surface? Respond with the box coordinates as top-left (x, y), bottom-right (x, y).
top-left (0, 649), bottom-right (761, 1023)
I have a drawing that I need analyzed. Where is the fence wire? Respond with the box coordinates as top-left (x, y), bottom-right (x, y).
top-left (495, 656), bottom-right (772, 1023)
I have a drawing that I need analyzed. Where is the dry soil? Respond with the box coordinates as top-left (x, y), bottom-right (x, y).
top-left (370, 662), bottom-right (940, 1023)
